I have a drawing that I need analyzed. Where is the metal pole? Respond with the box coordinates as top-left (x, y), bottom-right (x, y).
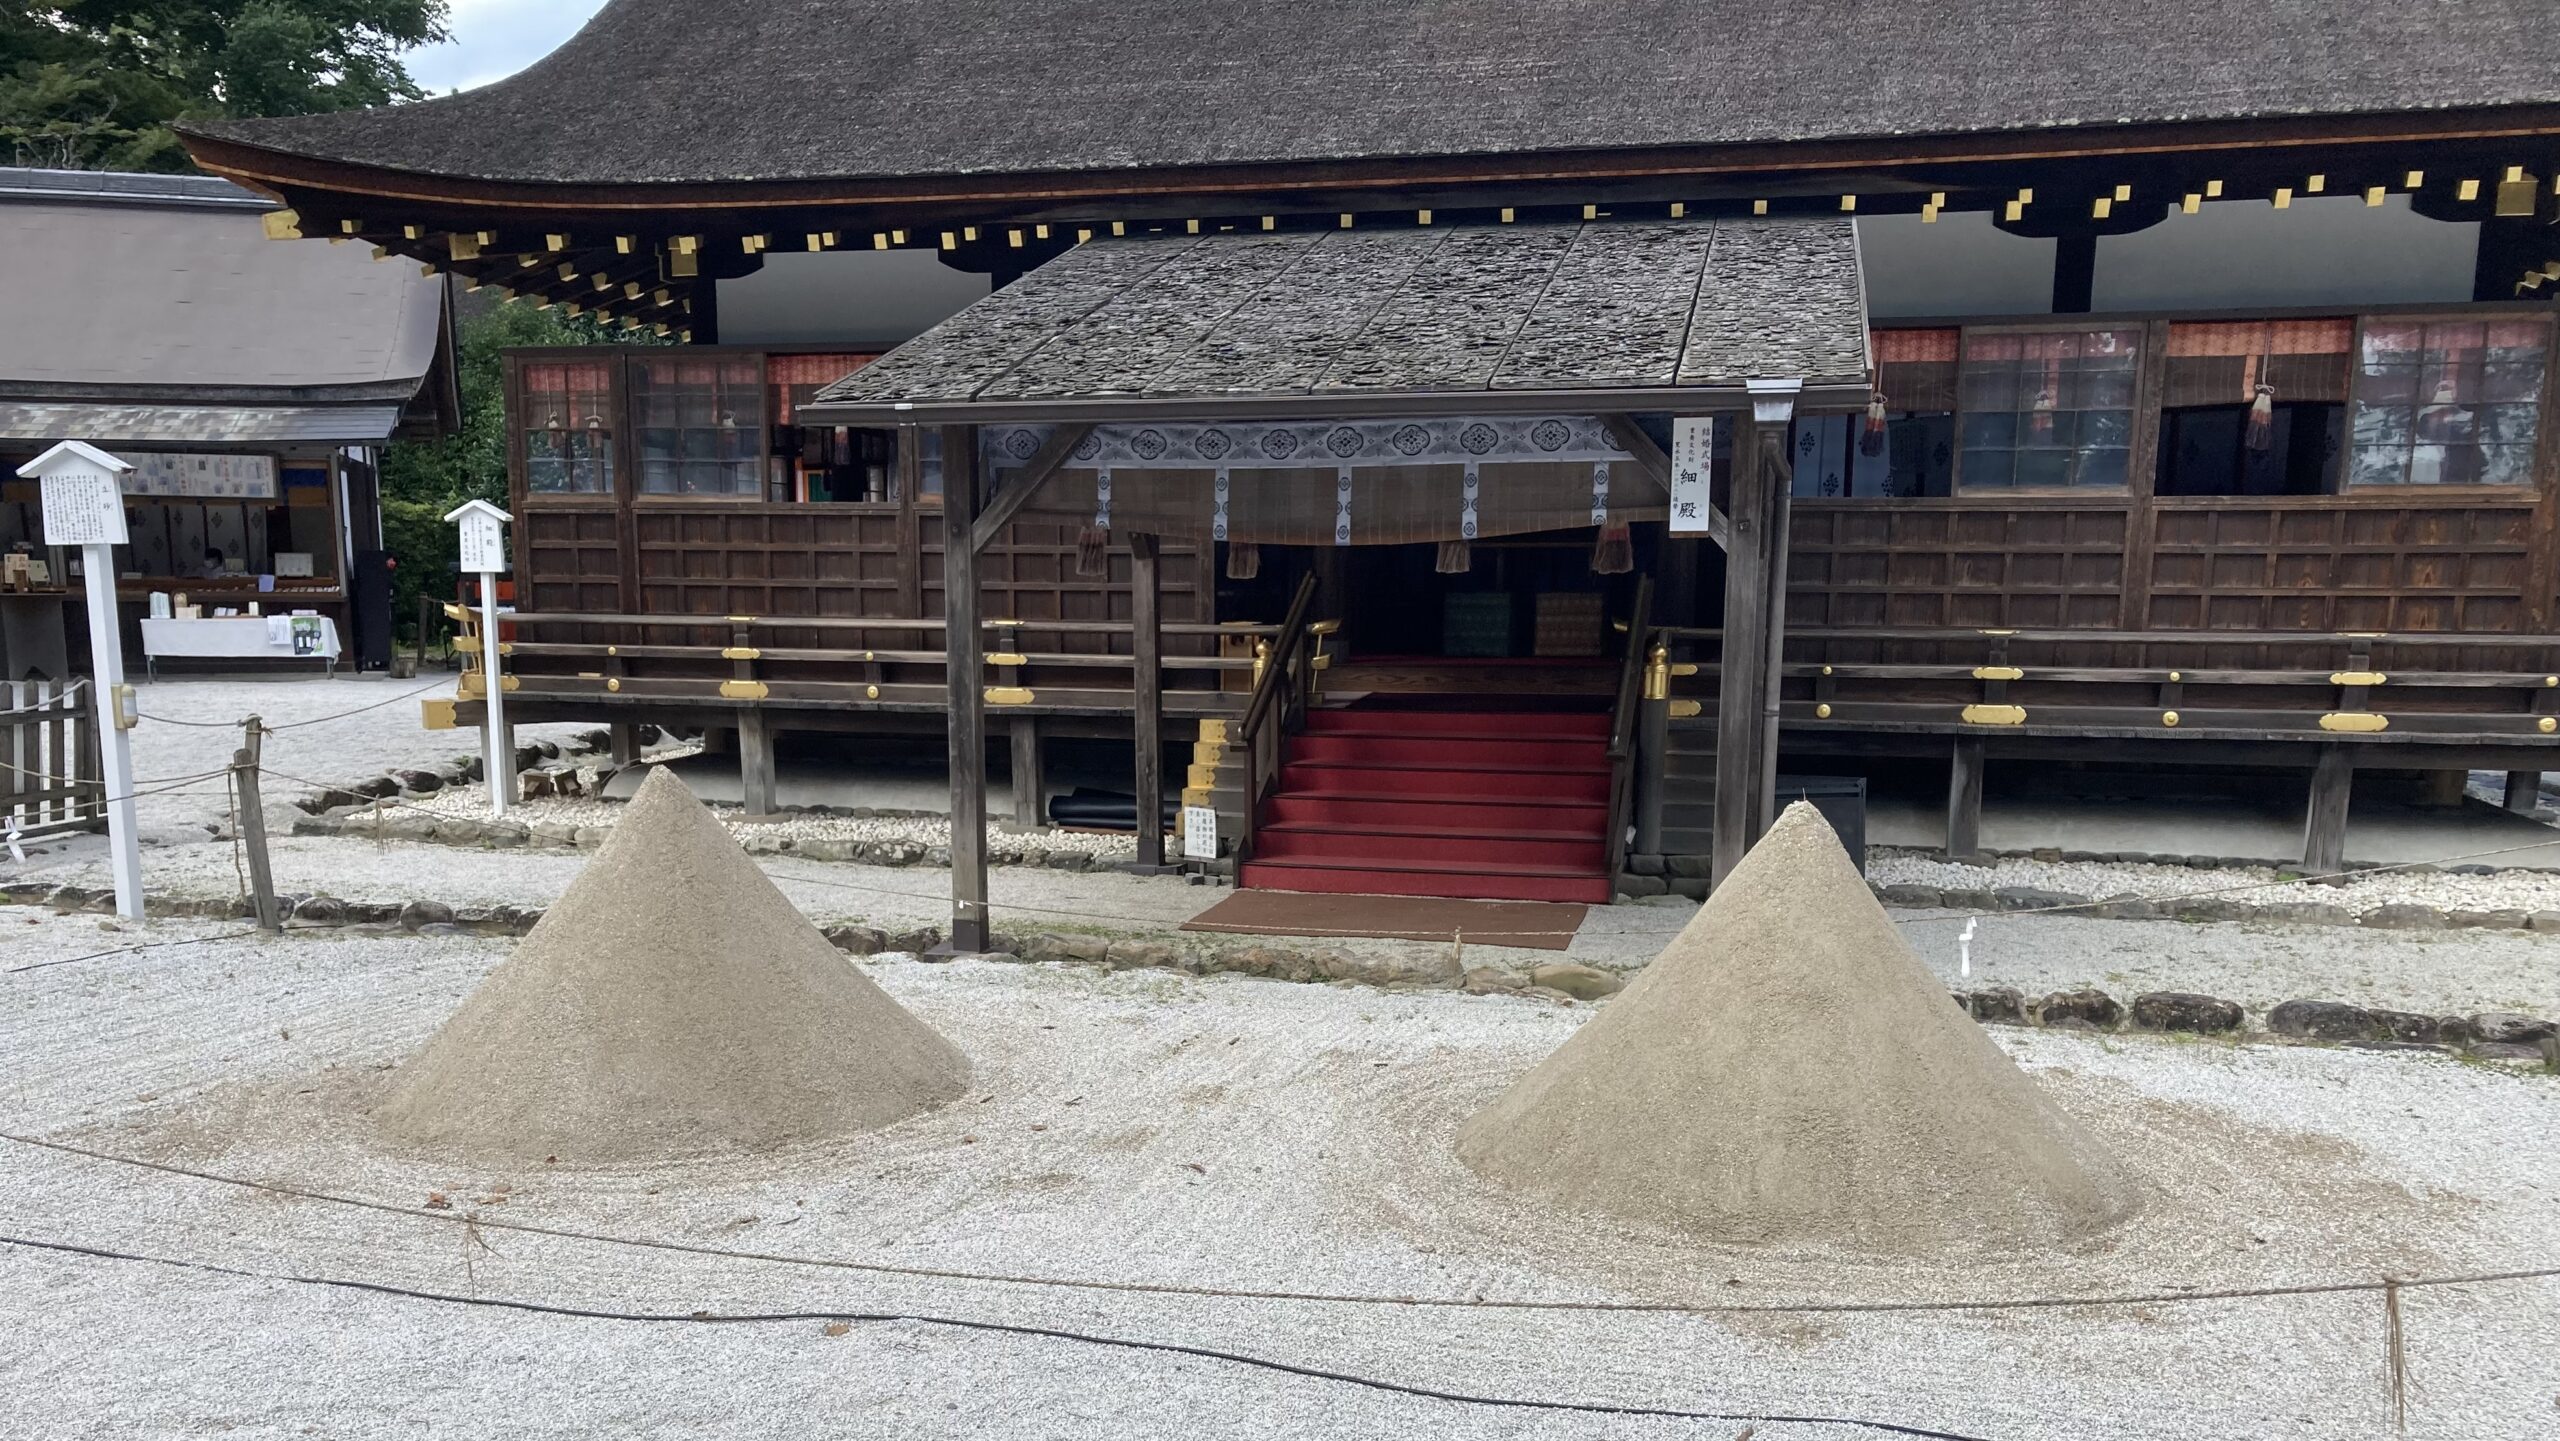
top-left (479, 570), bottom-right (508, 819)
top-left (82, 541), bottom-right (142, 920)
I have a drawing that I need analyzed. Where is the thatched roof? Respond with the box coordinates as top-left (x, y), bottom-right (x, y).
top-left (186, 0), bottom-right (2560, 187)
top-left (799, 217), bottom-right (1867, 423)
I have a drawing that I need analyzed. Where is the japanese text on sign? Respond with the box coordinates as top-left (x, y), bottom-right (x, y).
top-left (1668, 417), bottom-right (1714, 534)
top-left (42, 470), bottom-right (128, 547)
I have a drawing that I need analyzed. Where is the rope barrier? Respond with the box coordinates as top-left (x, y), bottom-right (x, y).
top-left (0, 1232), bottom-right (1994, 1440)
top-left (4, 1131), bottom-right (2551, 1322)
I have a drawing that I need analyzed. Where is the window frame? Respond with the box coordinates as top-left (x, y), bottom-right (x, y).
top-left (2340, 311), bottom-right (2556, 492)
top-left (627, 351), bottom-right (772, 504)
top-left (515, 355), bottom-right (624, 504)
top-left (1948, 323), bottom-right (2147, 496)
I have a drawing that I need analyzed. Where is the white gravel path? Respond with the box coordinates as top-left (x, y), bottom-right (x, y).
top-left (1, 915), bottom-right (2554, 1440)
top-left (1871, 848), bottom-right (2560, 921)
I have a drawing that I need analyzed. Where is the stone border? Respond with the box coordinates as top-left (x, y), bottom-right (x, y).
top-left (11, 888), bottom-right (2552, 1073)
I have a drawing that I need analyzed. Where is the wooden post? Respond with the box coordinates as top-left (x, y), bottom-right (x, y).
top-left (609, 722), bottom-right (639, 768)
top-left (1757, 437), bottom-right (1795, 837)
top-left (1635, 638), bottom-right (1670, 857)
top-left (2302, 743), bottom-right (2353, 874)
top-left (1946, 736), bottom-right (1986, 863)
top-left (2505, 770), bottom-right (2543, 815)
top-left (1129, 532), bottom-right (1169, 871)
top-left (1010, 717), bottom-right (1044, 830)
top-left (940, 423), bottom-right (990, 954)
top-left (1712, 420), bottom-right (1779, 889)
top-left (235, 716), bottom-right (279, 933)
top-left (737, 707), bottom-right (777, 817)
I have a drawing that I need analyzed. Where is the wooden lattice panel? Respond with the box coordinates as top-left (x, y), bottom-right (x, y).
top-left (520, 509), bottom-right (623, 614)
top-left (2146, 499), bottom-right (2535, 634)
top-left (1787, 501), bottom-right (2128, 632)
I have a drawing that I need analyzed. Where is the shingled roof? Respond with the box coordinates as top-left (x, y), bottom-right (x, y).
top-left (799, 217), bottom-right (1867, 423)
top-left (188, 0), bottom-right (2560, 187)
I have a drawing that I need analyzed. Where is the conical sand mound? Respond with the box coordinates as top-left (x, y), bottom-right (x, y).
top-left (1455, 802), bottom-right (2141, 1253)
top-left (376, 767), bottom-right (968, 1163)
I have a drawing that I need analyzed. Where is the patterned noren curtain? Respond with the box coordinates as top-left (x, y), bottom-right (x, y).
top-left (2163, 319), bottom-right (2353, 409)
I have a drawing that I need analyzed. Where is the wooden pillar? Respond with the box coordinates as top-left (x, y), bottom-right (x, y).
top-left (2302, 743), bottom-right (2353, 874)
top-left (2505, 770), bottom-right (2543, 815)
top-left (1757, 456), bottom-right (1795, 836)
top-left (608, 722), bottom-right (639, 768)
top-left (737, 707), bottom-right (777, 818)
top-left (1010, 717), bottom-right (1045, 830)
top-left (2052, 232), bottom-right (2097, 314)
top-left (1129, 532), bottom-right (1169, 871)
top-left (1946, 736), bottom-right (1986, 862)
top-left (941, 423), bottom-right (990, 954)
top-left (1711, 421), bottom-right (1779, 888)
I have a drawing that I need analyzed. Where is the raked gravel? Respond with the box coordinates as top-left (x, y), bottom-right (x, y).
top-left (0, 913), bottom-right (2554, 1439)
top-left (1869, 846), bottom-right (2560, 919)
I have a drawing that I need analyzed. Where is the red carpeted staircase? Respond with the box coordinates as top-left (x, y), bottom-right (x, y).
top-left (1241, 709), bottom-right (1615, 903)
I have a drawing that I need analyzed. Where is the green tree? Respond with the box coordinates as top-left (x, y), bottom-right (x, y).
top-left (1, 1), bottom-right (447, 171)
top-left (379, 300), bottom-right (634, 644)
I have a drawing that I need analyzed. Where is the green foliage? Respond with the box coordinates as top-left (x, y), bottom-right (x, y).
top-left (378, 301), bottom-right (631, 642)
top-left (0, 1), bottom-right (447, 171)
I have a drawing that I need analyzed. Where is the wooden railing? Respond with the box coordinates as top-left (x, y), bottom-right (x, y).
top-left (1652, 626), bottom-right (2560, 744)
top-left (1234, 575), bottom-right (1322, 865)
top-left (3, 680), bottom-right (103, 842)
top-left (469, 611), bottom-right (1288, 718)
top-left (1603, 575), bottom-right (1654, 879)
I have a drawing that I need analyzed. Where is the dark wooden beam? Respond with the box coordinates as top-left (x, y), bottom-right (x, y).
top-left (737, 706), bottom-right (777, 817)
top-left (2301, 742), bottom-right (2353, 873)
top-left (2052, 232), bottom-right (2097, 314)
top-left (1011, 717), bottom-right (1045, 830)
top-left (1129, 532), bottom-right (1170, 871)
top-left (1946, 736), bottom-right (1986, 862)
top-left (971, 423), bottom-right (1095, 554)
top-left (1711, 421), bottom-right (1782, 889)
top-left (2504, 770), bottom-right (2542, 815)
top-left (940, 422), bottom-right (991, 954)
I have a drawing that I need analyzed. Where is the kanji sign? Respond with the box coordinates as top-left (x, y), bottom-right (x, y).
top-left (1668, 418), bottom-right (1714, 535)
top-left (20, 441), bottom-right (133, 547)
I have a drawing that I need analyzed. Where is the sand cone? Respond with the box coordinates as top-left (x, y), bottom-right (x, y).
top-left (375, 767), bottom-right (968, 1164)
top-left (1455, 802), bottom-right (2141, 1253)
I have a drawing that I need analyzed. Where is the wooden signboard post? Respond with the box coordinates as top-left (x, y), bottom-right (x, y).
top-left (445, 500), bottom-right (513, 819)
top-left (19, 441), bottom-right (143, 920)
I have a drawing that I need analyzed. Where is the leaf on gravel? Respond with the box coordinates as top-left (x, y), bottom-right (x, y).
top-left (423, 1192), bottom-right (451, 1210)
top-left (1183, 1162), bottom-right (1207, 1175)
top-left (822, 1322), bottom-right (851, 1337)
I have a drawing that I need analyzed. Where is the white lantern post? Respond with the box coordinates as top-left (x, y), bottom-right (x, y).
top-left (445, 500), bottom-right (514, 819)
top-left (18, 442), bottom-right (143, 920)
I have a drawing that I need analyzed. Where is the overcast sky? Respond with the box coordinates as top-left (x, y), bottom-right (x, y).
top-left (407, 0), bottom-right (612, 94)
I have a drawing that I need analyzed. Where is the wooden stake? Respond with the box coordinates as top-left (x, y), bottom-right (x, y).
top-left (234, 717), bottom-right (279, 933)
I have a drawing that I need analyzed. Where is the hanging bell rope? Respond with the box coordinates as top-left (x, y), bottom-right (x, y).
top-left (1076, 467), bottom-right (1112, 576)
top-left (1435, 538), bottom-right (1472, 574)
top-left (1225, 541), bottom-right (1260, 580)
top-left (1860, 391), bottom-right (1889, 458)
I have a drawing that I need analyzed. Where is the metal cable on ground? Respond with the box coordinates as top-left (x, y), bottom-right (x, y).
top-left (2, 929), bottom-right (274, 975)
top-left (0, 1233), bottom-right (1992, 1441)
top-left (4, 1131), bottom-right (2552, 1321)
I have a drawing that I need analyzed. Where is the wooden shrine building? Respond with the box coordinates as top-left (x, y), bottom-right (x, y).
top-left (173, 0), bottom-right (2560, 930)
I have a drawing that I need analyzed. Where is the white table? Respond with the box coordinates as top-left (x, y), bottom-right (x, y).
top-left (141, 615), bottom-right (341, 677)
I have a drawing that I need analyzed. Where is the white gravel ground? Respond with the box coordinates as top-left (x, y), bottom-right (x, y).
top-left (0, 914), bottom-right (2554, 1440)
top-left (1871, 848), bottom-right (2560, 921)
top-left (15, 832), bottom-right (2560, 1016)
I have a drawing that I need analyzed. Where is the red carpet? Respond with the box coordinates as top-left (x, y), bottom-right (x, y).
top-left (1181, 888), bottom-right (1588, 950)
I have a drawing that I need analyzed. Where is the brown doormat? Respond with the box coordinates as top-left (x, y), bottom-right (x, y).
top-left (1180, 890), bottom-right (1587, 951)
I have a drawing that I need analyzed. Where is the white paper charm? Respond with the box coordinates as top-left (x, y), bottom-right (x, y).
top-left (1334, 466), bottom-right (1353, 546)
top-left (1460, 463), bottom-right (1480, 541)
top-left (1590, 459), bottom-right (1613, 528)
top-left (1212, 468), bottom-right (1231, 542)
top-left (1094, 468), bottom-right (1113, 530)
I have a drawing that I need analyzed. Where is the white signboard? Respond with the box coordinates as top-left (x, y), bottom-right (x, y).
top-left (449, 501), bottom-right (511, 575)
top-left (1182, 804), bottom-right (1219, 861)
top-left (118, 452), bottom-right (278, 499)
top-left (41, 469), bottom-right (129, 547)
top-left (1667, 417), bottom-right (1714, 534)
